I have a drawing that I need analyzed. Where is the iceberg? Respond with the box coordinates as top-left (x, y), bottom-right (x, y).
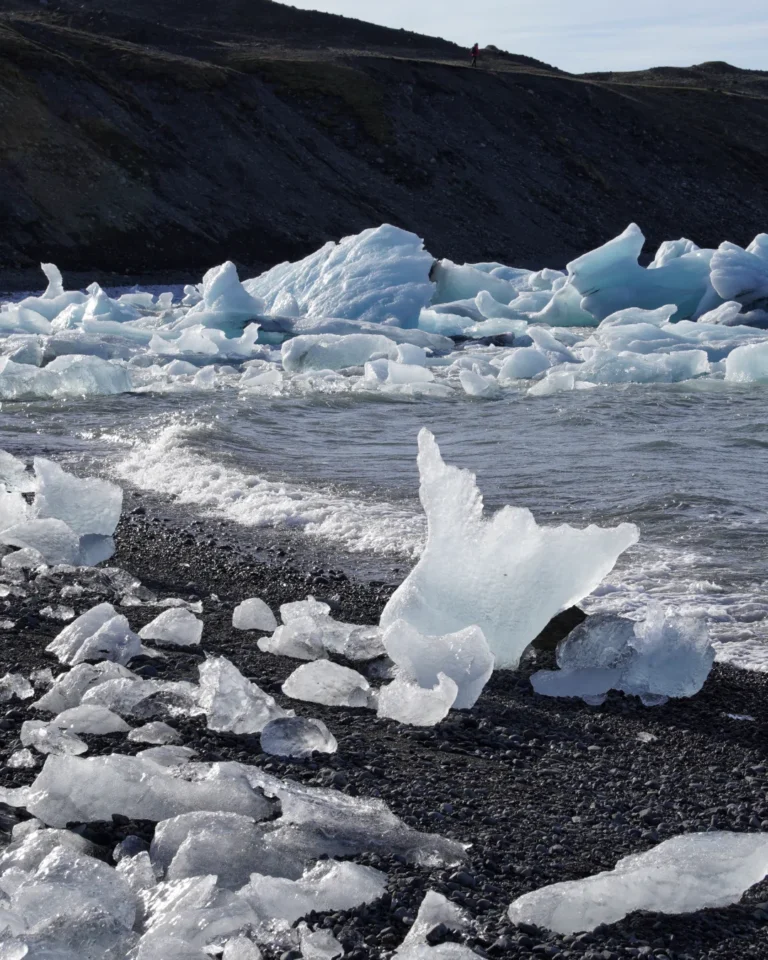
top-left (244, 224), bottom-right (434, 327)
top-left (380, 430), bottom-right (638, 668)
top-left (382, 620), bottom-right (493, 708)
top-left (507, 832), bottom-right (768, 934)
top-left (711, 240), bottom-right (768, 309)
top-left (282, 660), bottom-right (373, 707)
top-left (567, 224), bottom-right (715, 321)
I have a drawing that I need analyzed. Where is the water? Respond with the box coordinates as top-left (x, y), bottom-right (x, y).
top-left (3, 378), bottom-right (768, 671)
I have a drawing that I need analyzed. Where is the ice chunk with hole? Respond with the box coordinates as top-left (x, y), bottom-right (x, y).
top-left (507, 832), bottom-right (768, 934)
top-left (567, 224), bottom-right (715, 321)
top-left (377, 673), bottom-right (457, 726)
top-left (382, 620), bottom-right (493, 709)
top-left (25, 754), bottom-right (276, 827)
top-left (139, 608), bottom-right (203, 647)
top-left (32, 458), bottom-right (122, 536)
top-left (198, 657), bottom-right (292, 734)
top-left (531, 606), bottom-right (714, 705)
top-left (260, 717), bottom-right (337, 758)
top-left (46, 603), bottom-right (140, 666)
top-left (239, 859), bottom-right (387, 924)
top-left (21, 720), bottom-right (88, 756)
top-left (33, 662), bottom-right (136, 713)
top-left (244, 225), bottom-right (434, 327)
top-left (51, 703), bottom-right (130, 734)
top-left (282, 661), bottom-right (373, 707)
top-left (380, 430), bottom-right (638, 669)
top-left (232, 598), bottom-right (278, 632)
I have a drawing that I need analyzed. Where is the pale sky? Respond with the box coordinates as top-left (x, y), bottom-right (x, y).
top-left (288, 0), bottom-right (768, 73)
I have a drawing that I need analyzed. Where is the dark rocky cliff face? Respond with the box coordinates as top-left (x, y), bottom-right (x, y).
top-left (1, 1), bottom-right (767, 284)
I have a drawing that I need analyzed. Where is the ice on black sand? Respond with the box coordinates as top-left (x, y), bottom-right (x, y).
top-left (260, 716), bottom-right (337, 758)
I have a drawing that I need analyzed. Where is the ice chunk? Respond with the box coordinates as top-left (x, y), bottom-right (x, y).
top-left (2, 518), bottom-right (81, 565)
top-left (711, 241), bottom-right (768, 308)
top-left (380, 430), bottom-right (638, 668)
top-left (298, 925), bottom-right (343, 960)
top-left (82, 677), bottom-right (200, 718)
top-left (260, 717), bottom-right (338, 758)
top-left (282, 661), bottom-right (373, 708)
top-left (0, 355), bottom-right (133, 400)
top-left (139, 745), bottom-right (197, 767)
top-left (397, 890), bottom-right (468, 954)
top-left (0, 450), bottom-right (35, 493)
top-left (116, 851), bottom-right (157, 895)
top-left (171, 262), bottom-right (265, 334)
top-left (507, 832), bottom-right (768, 934)
top-left (128, 721), bottom-right (181, 744)
top-left (245, 224), bottom-right (434, 327)
top-left (239, 859), bottom-right (387, 924)
top-left (377, 673), bottom-right (457, 726)
top-left (531, 606), bottom-right (714, 705)
top-left (139, 608), bottom-right (203, 647)
top-left (223, 936), bottom-right (263, 960)
top-left (232, 597), bottom-right (278, 632)
top-left (431, 260), bottom-right (520, 306)
top-left (198, 657), bottom-right (292, 734)
top-left (33, 661), bottom-right (136, 713)
top-left (725, 340), bottom-right (768, 382)
top-left (0, 672), bottom-right (34, 701)
top-left (529, 280), bottom-right (599, 327)
top-left (46, 603), bottom-right (141, 666)
top-left (32, 458), bottom-right (122, 536)
top-left (280, 596), bottom-right (331, 623)
top-left (21, 720), bottom-right (88, 756)
top-left (282, 333), bottom-right (398, 373)
top-left (258, 618), bottom-right (326, 661)
top-left (51, 703), bottom-right (130, 734)
top-left (25, 754), bottom-right (275, 827)
top-left (382, 620), bottom-right (493, 709)
top-left (459, 368), bottom-right (500, 398)
top-left (567, 224), bottom-right (715, 321)
top-left (8, 748), bottom-right (37, 769)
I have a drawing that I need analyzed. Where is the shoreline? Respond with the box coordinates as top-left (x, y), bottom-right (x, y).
top-left (1, 496), bottom-right (767, 958)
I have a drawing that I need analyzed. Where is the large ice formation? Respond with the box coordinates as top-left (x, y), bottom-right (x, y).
top-left (508, 833), bottom-right (768, 934)
top-left (531, 605), bottom-right (714, 705)
top-left (380, 430), bottom-right (638, 668)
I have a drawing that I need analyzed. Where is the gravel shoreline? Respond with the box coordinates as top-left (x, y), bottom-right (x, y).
top-left (1, 497), bottom-right (767, 960)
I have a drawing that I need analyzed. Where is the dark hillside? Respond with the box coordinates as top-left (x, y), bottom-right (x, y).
top-left (1, 0), bottom-right (767, 285)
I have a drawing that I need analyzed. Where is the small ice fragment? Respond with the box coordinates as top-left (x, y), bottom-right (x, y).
top-left (223, 936), bottom-right (263, 960)
top-left (233, 597), bottom-right (278, 632)
top-left (382, 619), bottom-right (493, 709)
top-left (298, 924), bottom-right (343, 960)
top-left (0, 672), bottom-right (34, 701)
top-left (377, 673), bottom-right (458, 727)
top-left (21, 719), bottom-right (88, 756)
top-left (7, 749), bottom-right (37, 769)
top-left (116, 850), bottom-right (157, 895)
top-left (636, 731), bottom-right (658, 743)
top-left (51, 703), bottom-right (130, 734)
top-left (725, 713), bottom-right (756, 722)
top-left (260, 717), bottom-right (338, 758)
top-left (282, 661), bottom-right (372, 708)
top-left (30, 667), bottom-right (54, 688)
top-left (128, 721), bottom-right (181, 744)
top-left (507, 832), bottom-right (768, 934)
top-left (139, 608), bottom-right (203, 647)
top-left (198, 656), bottom-right (292, 734)
top-left (40, 604), bottom-right (75, 621)
top-left (398, 890), bottom-right (469, 953)
top-left (280, 596), bottom-right (331, 623)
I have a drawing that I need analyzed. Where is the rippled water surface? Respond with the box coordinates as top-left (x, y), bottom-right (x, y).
top-left (4, 378), bottom-right (768, 670)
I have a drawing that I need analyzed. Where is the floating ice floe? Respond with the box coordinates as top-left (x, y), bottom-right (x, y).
top-left (380, 430), bottom-right (638, 668)
top-left (531, 605), bottom-right (714, 706)
top-left (507, 832), bottom-right (768, 934)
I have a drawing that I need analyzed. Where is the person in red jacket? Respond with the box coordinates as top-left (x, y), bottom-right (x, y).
top-left (471, 42), bottom-right (480, 67)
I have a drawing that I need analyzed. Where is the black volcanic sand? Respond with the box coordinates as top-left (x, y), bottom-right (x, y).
top-left (0, 499), bottom-right (767, 960)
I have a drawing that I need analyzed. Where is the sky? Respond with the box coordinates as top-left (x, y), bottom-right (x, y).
top-left (286, 0), bottom-right (768, 73)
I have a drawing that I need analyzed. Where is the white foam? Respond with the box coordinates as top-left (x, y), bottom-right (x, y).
top-left (113, 423), bottom-right (425, 557)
